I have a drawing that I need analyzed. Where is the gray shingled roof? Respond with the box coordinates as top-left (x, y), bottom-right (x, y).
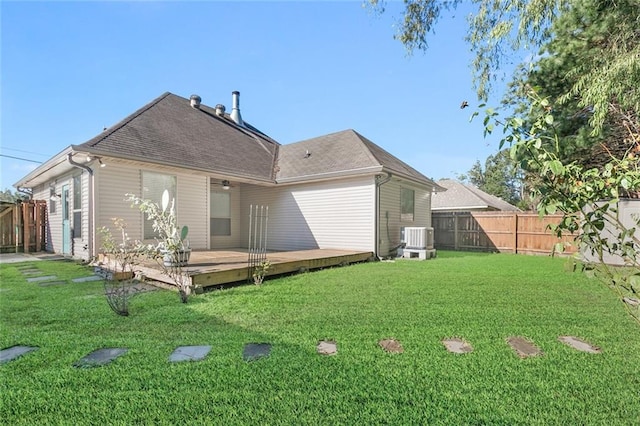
top-left (62, 94), bottom-right (438, 189)
top-left (432, 179), bottom-right (521, 211)
top-left (73, 92), bottom-right (279, 182)
top-left (276, 129), bottom-right (439, 187)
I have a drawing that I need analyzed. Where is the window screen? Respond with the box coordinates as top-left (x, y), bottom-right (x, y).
top-left (210, 191), bottom-right (231, 236)
top-left (72, 175), bottom-right (82, 238)
top-left (401, 187), bottom-right (415, 222)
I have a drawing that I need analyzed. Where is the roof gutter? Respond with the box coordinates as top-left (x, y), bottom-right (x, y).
top-left (276, 165), bottom-right (383, 185)
top-left (70, 146), bottom-right (277, 185)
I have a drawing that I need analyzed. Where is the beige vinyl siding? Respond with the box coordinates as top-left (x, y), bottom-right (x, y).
top-left (378, 178), bottom-right (433, 256)
top-left (94, 163), bottom-right (209, 251)
top-left (241, 176), bottom-right (376, 252)
top-left (95, 164), bottom-right (142, 248)
top-left (210, 184), bottom-right (243, 249)
top-left (177, 174), bottom-right (208, 250)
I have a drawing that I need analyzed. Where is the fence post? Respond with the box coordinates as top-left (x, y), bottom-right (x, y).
top-left (513, 213), bottom-right (518, 254)
top-left (23, 203), bottom-right (31, 253)
top-left (454, 214), bottom-right (459, 250)
top-left (35, 201), bottom-right (44, 252)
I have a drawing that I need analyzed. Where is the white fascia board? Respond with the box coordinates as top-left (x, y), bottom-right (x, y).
top-left (275, 165), bottom-right (383, 185)
top-left (14, 146), bottom-right (75, 188)
top-left (70, 145), bottom-right (276, 185)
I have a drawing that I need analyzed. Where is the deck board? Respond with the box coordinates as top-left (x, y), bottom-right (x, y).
top-left (106, 249), bottom-right (373, 288)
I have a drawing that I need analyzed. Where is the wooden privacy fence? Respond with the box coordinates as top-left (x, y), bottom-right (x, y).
top-left (0, 201), bottom-right (47, 253)
top-left (432, 211), bottom-right (577, 255)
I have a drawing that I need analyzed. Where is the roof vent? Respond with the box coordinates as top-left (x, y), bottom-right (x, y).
top-left (190, 94), bottom-right (202, 109)
top-left (215, 104), bottom-right (226, 117)
top-left (229, 91), bottom-right (244, 126)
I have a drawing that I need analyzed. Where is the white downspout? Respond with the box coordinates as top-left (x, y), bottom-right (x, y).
top-left (67, 153), bottom-right (94, 260)
top-left (375, 173), bottom-right (392, 259)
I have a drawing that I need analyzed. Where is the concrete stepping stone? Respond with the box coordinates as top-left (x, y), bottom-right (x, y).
top-left (0, 345), bottom-right (38, 364)
top-left (169, 345), bottom-right (212, 362)
top-left (38, 280), bottom-right (68, 287)
top-left (242, 343), bottom-right (271, 362)
top-left (378, 339), bottom-right (404, 354)
top-left (72, 275), bottom-right (103, 283)
top-left (558, 336), bottom-right (602, 354)
top-left (26, 275), bottom-right (58, 283)
top-left (316, 340), bottom-right (338, 356)
top-left (74, 348), bottom-right (128, 368)
top-left (16, 265), bottom-right (36, 270)
top-left (623, 297), bottom-right (640, 307)
top-left (507, 336), bottom-right (543, 358)
top-left (442, 337), bottom-right (473, 354)
top-left (20, 269), bottom-right (42, 275)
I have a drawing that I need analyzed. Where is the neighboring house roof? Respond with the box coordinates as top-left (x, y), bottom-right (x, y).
top-left (432, 179), bottom-right (521, 211)
top-left (277, 129), bottom-right (442, 188)
top-left (73, 92), bottom-right (280, 182)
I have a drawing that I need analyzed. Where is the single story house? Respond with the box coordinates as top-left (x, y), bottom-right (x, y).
top-left (432, 179), bottom-right (520, 212)
top-left (14, 91), bottom-right (443, 261)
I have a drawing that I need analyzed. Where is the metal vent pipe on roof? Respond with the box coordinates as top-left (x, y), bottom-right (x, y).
top-left (230, 91), bottom-right (244, 126)
top-left (190, 94), bottom-right (202, 109)
top-left (215, 104), bottom-right (226, 116)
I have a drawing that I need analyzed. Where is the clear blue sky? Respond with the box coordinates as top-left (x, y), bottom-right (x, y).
top-left (1, 1), bottom-right (511, 191)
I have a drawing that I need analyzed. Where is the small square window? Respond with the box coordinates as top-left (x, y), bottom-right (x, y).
top-left (401, 188), bottom-right (415, 222)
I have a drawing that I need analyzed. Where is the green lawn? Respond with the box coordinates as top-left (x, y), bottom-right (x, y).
top-left (1, 252), bottom-right (639, 424)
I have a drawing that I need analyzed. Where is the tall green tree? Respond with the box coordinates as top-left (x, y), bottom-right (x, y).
top-left (0, 188), bottom-right (29, 203)
top-left (459, 149), bottom-right (523, 207)
top-left (369, 0), bottom-right (640, 133)
top-left (501, 0), bottom-right (640, 163)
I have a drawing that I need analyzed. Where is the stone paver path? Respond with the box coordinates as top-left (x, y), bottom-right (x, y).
top-left (0, 345), bottom-right (38, 364)
top-left (243, 343), bottom-right (271, 362)
top-left (507, 336), bottom-right (543, 358)
top-left (379, 339), bottom-right (404, 354)
top-left (74, 348), bottom-right (128, 368)
top-left (558, 336), bottom-right (602, 354)
top-left (316, 340), bottom-right (338, 355)
top-left (169, 345), bottom-right (212, 362)
top-left (72, 275), bottom-right (104, 283)
top-left (442, 338), bottom-right (473, 354)
top-left (26, 275), bottom-right (59, 283)
top-left (39, 280), bottom-right (68, 287)
top-left (623, 297), bottom-right (640, 307)
top-left (20, 269), bottom-right (43, 276)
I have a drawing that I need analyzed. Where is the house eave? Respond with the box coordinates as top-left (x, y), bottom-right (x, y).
top-left (384, 169), bottom-right (443, 191)
top-left (275, 166), bottom-right (384, 185)
top-left (14, 146), bottom-right (75, 188)
top-left (432, 205), bottom-right (491, 211)
top-left (71, 145), bottom-right (276, 185)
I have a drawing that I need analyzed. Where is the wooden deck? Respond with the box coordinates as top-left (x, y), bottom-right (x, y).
top-left (131, 249), bottom-right (373, 288)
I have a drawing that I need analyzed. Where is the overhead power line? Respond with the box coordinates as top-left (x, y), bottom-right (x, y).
top-left (1, 147), bottom-right (51, 157)
top-left (0, 154), bottom-right (43, 164)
